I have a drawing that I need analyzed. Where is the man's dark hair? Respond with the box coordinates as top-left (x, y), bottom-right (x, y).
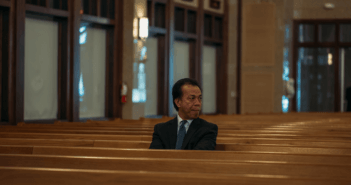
top-left (172, 78), bottom-right (202, 111)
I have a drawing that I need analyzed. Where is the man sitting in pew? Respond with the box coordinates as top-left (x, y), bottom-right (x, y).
top-left (149, 78), bottom-right (218, 150)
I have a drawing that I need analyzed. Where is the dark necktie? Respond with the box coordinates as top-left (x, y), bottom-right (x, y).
top-left (175, 120), bottom-right (187, 149)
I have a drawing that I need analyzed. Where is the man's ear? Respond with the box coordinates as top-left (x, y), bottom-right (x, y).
top-left (175, 98), bottom-right (181, 108)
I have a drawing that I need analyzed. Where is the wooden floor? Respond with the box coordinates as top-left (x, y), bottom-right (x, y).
top-left (0, 112), bottom-right (351, 184)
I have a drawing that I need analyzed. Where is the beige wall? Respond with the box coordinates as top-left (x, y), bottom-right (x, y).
top-left (122, 0), bottom-right (136, 119)
top-left (235, 0), bottom-right (294, 113)
top-left (227, 0), bottom-right (294, 114)
top-left (123, 0), bottom-right (152, 119)
top-left (294, 0), bottom-right (351, 19)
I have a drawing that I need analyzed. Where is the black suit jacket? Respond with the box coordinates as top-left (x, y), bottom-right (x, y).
top-left (346, 87), bottom-right (351, 111)
top-left (149, 117), bottom-right (218, 150)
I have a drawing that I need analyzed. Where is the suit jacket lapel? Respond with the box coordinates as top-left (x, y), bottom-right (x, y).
top-left (181, 117), bottom-right (201, 149)
top-left (168, 117), bottom-right (178, 149)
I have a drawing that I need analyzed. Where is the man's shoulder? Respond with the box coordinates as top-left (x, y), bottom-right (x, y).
top-left (196, 118), bottom-right (217, 128)
top-left (154, 118), bottom-right (176, 128)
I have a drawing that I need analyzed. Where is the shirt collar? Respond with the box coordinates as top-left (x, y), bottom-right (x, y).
top-left (177, 114), bottom-right (193, 125)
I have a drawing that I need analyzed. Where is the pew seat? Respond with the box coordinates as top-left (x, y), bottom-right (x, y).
top-left (1, 166), bottom-right (350, 185)
top-left (1, 154), bottom-right (351, 180)
top-left (2, 145), bottom-right (351, 165)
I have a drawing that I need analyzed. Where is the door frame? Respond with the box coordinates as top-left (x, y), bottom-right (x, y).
top-left (292, 19), bottom-right (351, 112)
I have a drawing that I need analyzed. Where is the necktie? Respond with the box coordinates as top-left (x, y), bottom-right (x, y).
top-left (175, 120), bottom-right (187, 149)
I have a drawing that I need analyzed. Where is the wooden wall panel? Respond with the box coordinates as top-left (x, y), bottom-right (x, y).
top-left (67, 0), bottom-right (81, 122)
top-left (241, 72), bottom-right (274, 114)
top-left (14, 0), bottom-right (26, 124)
top-left (242, 3), bottom-right (275, 66)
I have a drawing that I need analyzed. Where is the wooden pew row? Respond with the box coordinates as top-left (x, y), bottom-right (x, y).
top-left (2, 132), bottom-right (351, 145)
top-left (0, 132), bottom-right (152, 141)
top-left (10, 121), bottom-right (351, 132)
top-left (0, 132), bottom-right (350, 147)
top-left (203, 116), bottom-right (351, 123)
top-left (146, 114), bottom-right (351, 123)
top-left (202, 118), bottom-right (351, 124)
top-left (1, 132), bottom-right (351, 147)
top-left (50, 120), bottom-right (351, 128)
top-left (2, 145), bottom-right (351, 165)
top-left (10, 124), bottom-right (351, 132)
top-left (1, 154), bottom-right (351, 180)
top-left (21, 124), bottom-right (344, 133)
top-left (7, 125), bottom-right (351, 136)
top-left (16, 125), bottom-right (154, 131)
top-left (216, 144), bottom-right (351, 154)
top-left (2, 128), bottom-right (351, 141)
top-left (1, 138), bottom-right (350, 154)
top-left (1, 114), bottom-right (348, 184)
top-left (15, 118), bottom-right (351, 129)
top-left (2, 166), bottom-right (350, 185)
top-left (46, 115), bottom-right (351, 127)
top-left (146, 113), bottom-right (351, 121)
top-left (0, 127), bottom-right (153, 135)
top-left (200, 113), bottom-right (351, 120)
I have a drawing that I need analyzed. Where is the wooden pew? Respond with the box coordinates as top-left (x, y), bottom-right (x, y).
top-left (1, 113), bottom-right (349, 185)
top-left (3, 127), bottom-right (351, 142)
top-left (1, 138), bottom-right (351, 154)
top-left (15, 124), bottom-right (154, 131)
top-left (9, 123), bottom-right (351, 133)
top-left (1, 154), bottom-right (351, 180)
top-left (2, 166), bottom-right (350, 185)
top-left (0, 132), bottom-right (152, 141)
top-left (0, 127), bottom-right (154, 135)
top-left (16, 112), bottom-right (349, 128)
top-left (19, 118), bottom-right (351, 128)
top-left (0, 138), bottom-right (151, 148)
top-left (2, 132), bottom-right (351, 148)
top-left (2, 145), bottom-right (351, 165)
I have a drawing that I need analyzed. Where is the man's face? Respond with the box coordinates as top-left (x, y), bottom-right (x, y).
top-left (175, 84), bottom-right (202, 120)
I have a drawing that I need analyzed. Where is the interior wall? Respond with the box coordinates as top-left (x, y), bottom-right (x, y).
top-left (294, 0), bottom-right (351, 19)
top-left (24, 17), bottom-right (58, 120)
top-left (241, 2), bottom-right (276, 113)
top-left (123, 0), bottom-right (150, 119)
top-left (227, 0), bottom-right (292, 114)
top-left (284, 0), bottom-right (294, 112)
top-left (79, 28), bottom-right (106, 119)
top-left (122, 0), bottom-right (136, 119)
top-left (172, 41), bottom-right (190, 116)
top-left (144, 37), bottom-right (158, 116)
top-left (238, 0), bottom-right (293, 113)
top-left (202, 45), bottom-right (217, 114)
